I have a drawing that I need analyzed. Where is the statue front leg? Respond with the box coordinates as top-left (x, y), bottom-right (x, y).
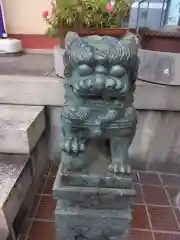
top-left (61, 136), bottom-right (87, 173)
top-left (61, 117), bottom-right (87, 172)
top-left (109, 135), bottom-right (132, 175)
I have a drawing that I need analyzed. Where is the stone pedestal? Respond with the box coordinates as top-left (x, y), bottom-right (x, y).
top-left (54, 172), bottom-right (135, 240)
top-left (53, 146), bottom-right (135, 240)
top-left (55, 202), bottom-right (132, 240)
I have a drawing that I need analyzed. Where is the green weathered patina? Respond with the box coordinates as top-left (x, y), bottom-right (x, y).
top-left (53, 32), bottom-right (139, 240)
top-left (61, 32), bottom-right (139, 174)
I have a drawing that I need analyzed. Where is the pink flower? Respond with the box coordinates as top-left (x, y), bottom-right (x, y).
top-left (106, 3), bottom-right (113, 12)
top-left (42, 10), bottom-right (49, 17)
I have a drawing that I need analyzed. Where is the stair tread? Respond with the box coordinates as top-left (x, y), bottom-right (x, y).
top-left (0, 54), bottom-right (54, 76)
top-left (0, 105), bottom-right (43, 130)
top-left (0, 105), bottom-right (45, 154)
top-left (0, 74), bottom-right (64, 106)
top-left (0, 133), bottom-right (48, 240)
top-left (0, 154), bottom-right (28, 207)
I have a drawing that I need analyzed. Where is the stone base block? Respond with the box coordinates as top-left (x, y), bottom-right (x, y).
top-left (60, 168), bottom-right (133, 189)
top-left (53, 166), bottom-right (135, 210)
top-left (53, 153), bottom-right (135, 240)
top-left (54, 187), bottom-right (134, 210)
top-left (57, 148), bottom-right (133, 189)
top-left (56, 231), bottom-right (129, 240)
top-left (55, 200), bottom-right (131, 240)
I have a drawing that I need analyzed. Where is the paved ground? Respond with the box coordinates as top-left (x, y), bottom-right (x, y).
top-left (18, 163), bottom-right (180, 240)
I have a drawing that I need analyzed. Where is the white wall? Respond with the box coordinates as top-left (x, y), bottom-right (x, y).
top-left (2, 0), bottom-right (51, 34)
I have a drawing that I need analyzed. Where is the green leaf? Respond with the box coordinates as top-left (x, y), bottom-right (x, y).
top-left (56, 0), bottom-right (79, 8)
top-left (45, 0), bottom-right (132, 37)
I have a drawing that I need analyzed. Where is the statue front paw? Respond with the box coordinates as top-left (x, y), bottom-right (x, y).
top-left (61, 138), bottom-right (85, 156)
top-left (108, 163), bottom-right (131, 175)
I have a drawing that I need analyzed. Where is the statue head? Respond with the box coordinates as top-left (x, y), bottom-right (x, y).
top-left (64, 32), bottom-right (139, 99)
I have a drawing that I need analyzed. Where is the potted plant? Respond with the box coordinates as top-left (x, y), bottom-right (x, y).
top-left (139, 26), bottom-right (180, 53)
top-left (42, 0), bottom-right (132, 38)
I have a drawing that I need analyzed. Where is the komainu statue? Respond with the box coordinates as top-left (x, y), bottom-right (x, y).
top-left (61, 32), bottom-right (139, 174)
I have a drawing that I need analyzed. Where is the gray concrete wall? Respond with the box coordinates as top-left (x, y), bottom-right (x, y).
top-left (49, 47), bottom-right (180, 173)
top-left (130, 110), bottom-right (180, 173)
top-left (47, 107), bottom-right (180, 173)
top-left (2, 48), bottom-right (180, 172)
top-left (47, 106), bottom-right (62, 166)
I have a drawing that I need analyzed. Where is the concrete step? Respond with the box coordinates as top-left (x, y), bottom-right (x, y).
top-left (0, 74), bottom-right (180, 111)
top-left (0, 105), bottom-right (45, 154)
top-left (0, 133), bottom-right (49, 240)
top-left (0, 74), bottom-right (64, 106)
top-left (0, 154), bottom-right (30, 240)
top-left (0, 53), bottom-right (54, 76)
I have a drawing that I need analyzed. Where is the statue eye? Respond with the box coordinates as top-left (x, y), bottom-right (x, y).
top-left (110, 65), bottom-right (125, 77)
top-left (78, 64), bottom-right (93, 76)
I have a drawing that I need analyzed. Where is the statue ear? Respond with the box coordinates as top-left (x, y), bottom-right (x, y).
top-left (120, 33), bottom-right (138, 55)
top-left (64, 31), bottom-right (93, 66)
top-left (65, 31), bottom-right (81, 51)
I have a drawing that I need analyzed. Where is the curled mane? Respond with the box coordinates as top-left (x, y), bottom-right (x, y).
top-left (102, 36), bottom-right (132, 67)
top-left (65, 32), bottom-right (93, 66)
top-left (65, 32), bottom-right (138, 70)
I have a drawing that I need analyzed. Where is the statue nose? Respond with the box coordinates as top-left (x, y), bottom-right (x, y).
top-left (95, 66), bottom-right (107, 74)
top-left (94, 75), bottom-right (105, 89)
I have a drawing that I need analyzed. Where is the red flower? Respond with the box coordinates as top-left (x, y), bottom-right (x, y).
top-left (42, 10), bottom-right (49, 17)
